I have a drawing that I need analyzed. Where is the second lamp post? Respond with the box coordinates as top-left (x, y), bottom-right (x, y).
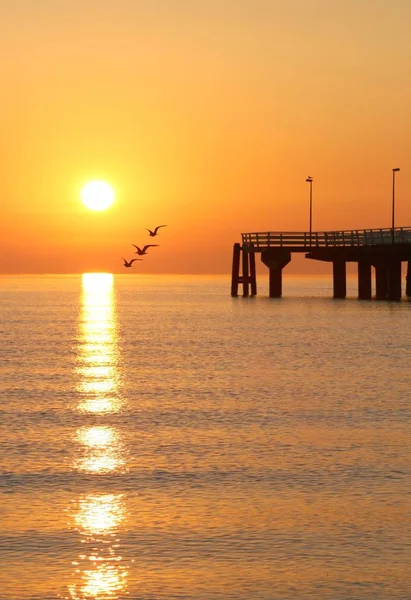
top-left (306, 176), bottom-right (313, 245)
top-left (391, 168), bottom-right (400, 243)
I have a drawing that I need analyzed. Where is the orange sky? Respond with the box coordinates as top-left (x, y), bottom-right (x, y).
top-left (1, 0), bottom-right (411, 274)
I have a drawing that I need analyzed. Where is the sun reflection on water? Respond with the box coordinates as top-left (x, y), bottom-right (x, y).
top-left (75, 426), bottom-right (126, 474)
top-left (78, 425), bottom-right (117, 448)
top-left (68, 273), bottom-right (128, 599)
top-left (75, 494), bottom-right (125, 536)
top-left (68, 495), bottom-right (128, 599)
top-left (76, 273), bottom-right (123, 415)
top-left (69, 563), bottom-right (128, 600)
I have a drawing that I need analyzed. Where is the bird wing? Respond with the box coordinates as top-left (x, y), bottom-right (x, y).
top-left (145, 228), bottom-right (154, 235)
top-left (142, 244), bottom-right (159, 252)
top-left (154, 225), bottom-right (167, 233)
top-left (132, 244), bottom-right (141, 251)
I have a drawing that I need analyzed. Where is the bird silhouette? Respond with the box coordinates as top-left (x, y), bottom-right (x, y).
top-left (146, 225), bottom-right (167, 237)
top-left (132, 244), bottom-right (159, 255)
top-left (122, 258), bottom-right (142, 268)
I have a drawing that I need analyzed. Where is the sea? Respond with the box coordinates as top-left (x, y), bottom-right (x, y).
top-left (1, 273), bottom-right (410, 600)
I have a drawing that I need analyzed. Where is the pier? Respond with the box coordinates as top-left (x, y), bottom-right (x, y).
top-left (231, 227), bottom-right (411, 300)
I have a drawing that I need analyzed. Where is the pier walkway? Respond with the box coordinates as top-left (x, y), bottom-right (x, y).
top-left (231, 226), bottom-right (411, 300)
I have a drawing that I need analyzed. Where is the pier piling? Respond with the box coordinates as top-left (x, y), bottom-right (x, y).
top-left (358, 260), bottom-right (372, 299)
top-left (249, 252), bottom-right (257, 296)
top-left (333, 260), bottom-right (346, 299)
top-left (406, 261), bottom-right (411, 298)
top-left (261, 250), bottom-right (291, 298)
top-left (375, 264), bottom-right (388, 300)
top-left (242, 247), bottom-right (250, 297)
top-left (231, 243), bottom-right (241, 297)
top-left (231, 243), bottom-right (257, 297)
top-left (387, 259), bottom-right (402, 300)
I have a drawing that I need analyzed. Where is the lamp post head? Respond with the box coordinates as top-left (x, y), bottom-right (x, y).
top-left (306, 176), bottom-right (313, 183)
top-left (393, 168), bottom-right (400, 172)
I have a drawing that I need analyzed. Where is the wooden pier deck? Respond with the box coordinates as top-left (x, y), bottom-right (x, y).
top-left (232, 226), bottom-right (411, 300)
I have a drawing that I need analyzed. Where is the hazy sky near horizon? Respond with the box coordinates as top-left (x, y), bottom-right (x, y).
top-left (1, 0), bottom-right (411, 274)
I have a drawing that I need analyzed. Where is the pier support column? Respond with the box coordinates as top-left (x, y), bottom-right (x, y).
top-left (387, 259), bottom-right (402, 300)
top-left (269, 268), bottom-right (283, 298)
top-left (375, 264), bottom-right (388, 300)
top-left (231, 243), bottom-right (241, 297)
top-left (249, 252), bottom-right (257, 296)
top-left (406, 261), bottom-right (411, 298)
top-left (261, 250), bottom-right (291, 298)
top-left (358, 261), bottom-right (372, 299)
top-left (333, 260), bottom-right (346, 298)
top-left (242, 247), bottom-right (250, 297)
top-left (231, 244), bottom-right (258, 297)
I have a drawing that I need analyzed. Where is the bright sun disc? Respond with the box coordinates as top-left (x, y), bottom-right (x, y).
top-left (81, 181), bottom-right (115, 211)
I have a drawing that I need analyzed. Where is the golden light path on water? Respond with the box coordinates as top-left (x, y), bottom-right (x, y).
top-left (68, 495), bottom-right (127, 600)
top-left (76, 273), bottom-right (123, 415)
top-left (75, 425), bottom-right (125, 474)
top-left (68, 273), bottom-right (128, 600)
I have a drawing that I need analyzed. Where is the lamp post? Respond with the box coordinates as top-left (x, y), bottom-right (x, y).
top-left (306, 176), bottom-right (313, 245)
top-left (392, 168), bottom-right (400, 243)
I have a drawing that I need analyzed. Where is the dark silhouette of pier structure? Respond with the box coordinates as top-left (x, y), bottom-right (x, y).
top-left (231, 227), bottom-right (411, 300)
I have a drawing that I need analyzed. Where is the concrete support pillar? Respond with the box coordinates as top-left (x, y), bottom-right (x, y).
top-left (269, 267), bottom-right (283, 298)
top-left (358, 261), bottom-right (372, 299)
top-left (387, 259), bottom-right (402, 300)
top-left (242, 248), bottom-right (250, 297)
top-left (333, 260), bottom-right (346, 298)
top-left (375, 264), bottom-right (387, 300)
top-left (231, 243), bottom-right (241, 297)
top-left (249, 252), bottom-right (257, 296)
top-left (261, 250), bottom-right (291, 298)
top-left (406, 261), bottom-right (411, 298)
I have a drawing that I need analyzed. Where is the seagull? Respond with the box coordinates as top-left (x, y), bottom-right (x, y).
top-left (132, 244), bottom-right (159, 255)
top-left (122, 258), bottom-right (142, 268)
top-left (146, 225), bottom-right (167, 237)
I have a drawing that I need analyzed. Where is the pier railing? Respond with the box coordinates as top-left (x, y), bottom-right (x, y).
top-left (242, 226), bottom-right (411, 249)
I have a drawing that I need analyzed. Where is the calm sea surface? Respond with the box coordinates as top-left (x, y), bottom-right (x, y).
top-left (1, 274), bottom-right (410, 600)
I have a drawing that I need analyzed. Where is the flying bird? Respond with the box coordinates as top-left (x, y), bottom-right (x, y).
top-left (132, 244), bottom-right (159, 255)
top-left (146, 225), bottom-right (167, 237)
top-left (122, 258), bottom-right (142, 268)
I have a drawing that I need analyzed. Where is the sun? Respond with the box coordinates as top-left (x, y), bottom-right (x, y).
top-left (81, 180), bottom-right (115, 211)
